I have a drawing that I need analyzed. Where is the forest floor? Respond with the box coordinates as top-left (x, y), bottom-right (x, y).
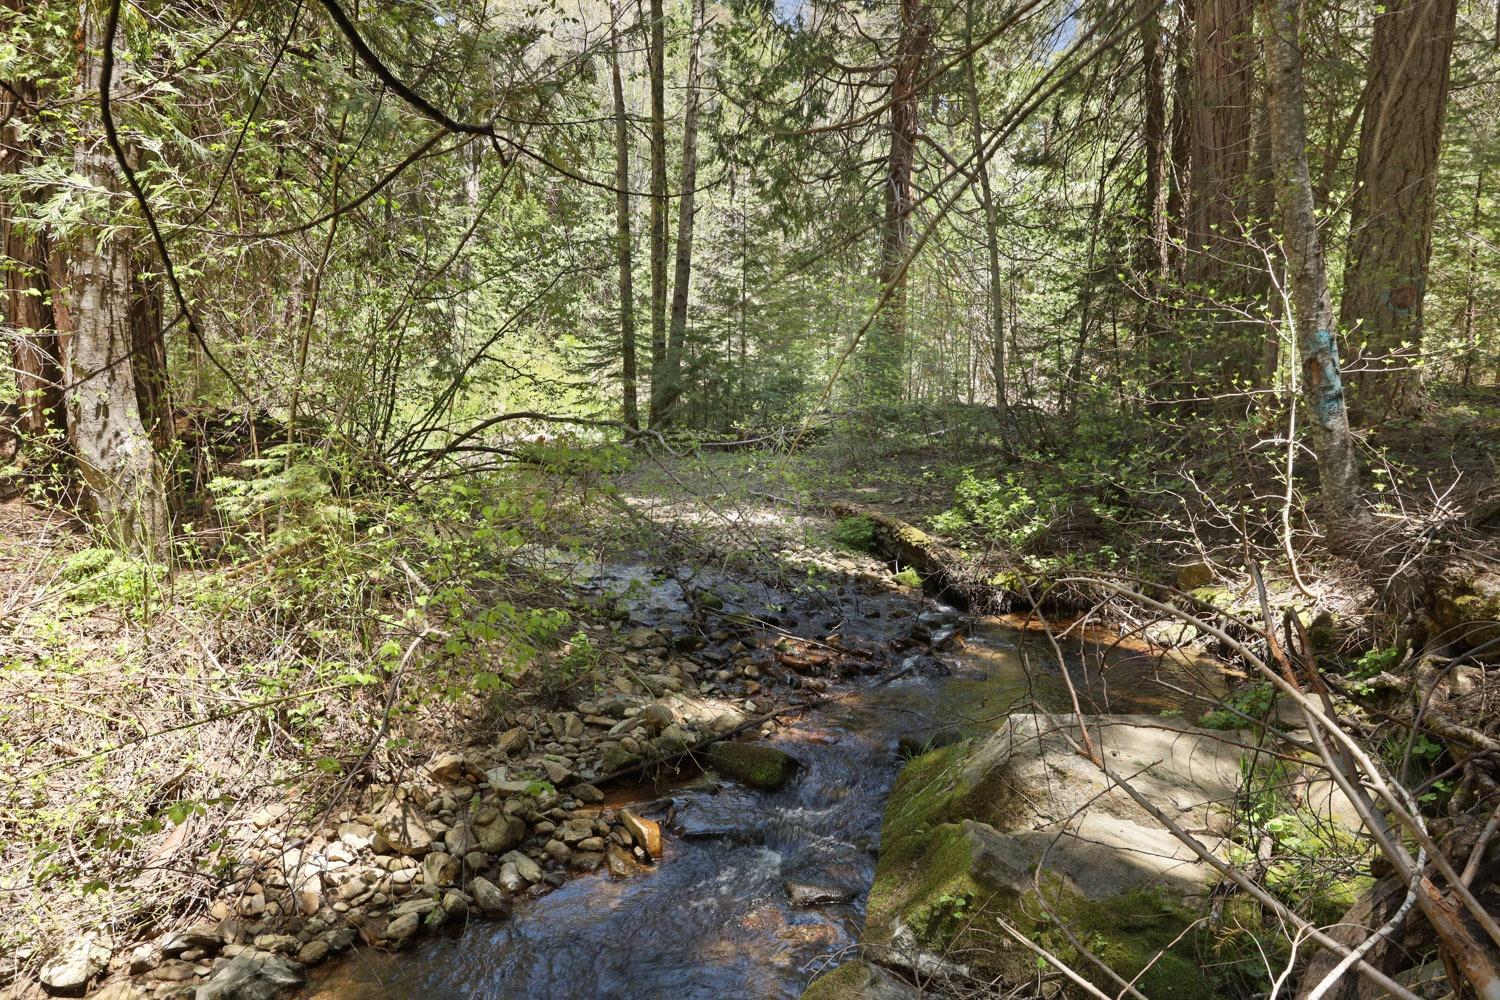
top-left (2, 388), bottom-right (1498, 999)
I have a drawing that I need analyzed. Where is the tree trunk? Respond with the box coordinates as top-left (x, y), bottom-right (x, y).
top-left (1165, 4), bottom-right (1192, 280)
top-left (1338, 0), bottom-right (1458, 418)
top-left (1, 5), bottom-right (66, 444)
top-left (1460, 168), bottom-right (1483, 387)
top-left (964, 0), bottom-right (1005, 416)
top-left (607, 0), bottom-right (639, 432)
top-left (657, 0), bottom-right (706, 425)
top-left (1260, 0), bottom-right (1359, 515)
top-left (1186, 0), bottom-right (1258, 383)
top-left (867, 0), bottom-right (930, 401)
top-left (67, 2), bottom-right (169, 552)
top-left (1186, 0), bottom-right (1255, 278)
top-left (1139, 6), bottom-right (1169, 283)
top-left (645, 0), bottom-right (669, 427)
top-left (129, 263), bottom-right (171, 454)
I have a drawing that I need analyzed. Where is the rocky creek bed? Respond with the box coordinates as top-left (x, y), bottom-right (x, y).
top-left (56, 547), bottom-right (1246, 1000)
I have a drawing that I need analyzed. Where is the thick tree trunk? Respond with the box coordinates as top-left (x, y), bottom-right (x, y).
top-left (1338, 0), bottom-right (1458, 418)
top-left (657, 0), bottom-right (705, 425)
top-left (67, 3), bottom-right (168, 552)
top-left (645, 0), bottom-right (669, 427)
top-left (607, 0), bottom-right (639, 432)
top-left (1, 12), bottom-right (66, 443)
top-left (1186, 0), bottom-right (1255, 278)
top-left (1186, 0), bottom-right (1259, 384)
top-left (1260, 0), bottom-right (1359, 515)
top-left (867, 0), bottom-right (929, 401)
top-left (964, 0), bottom-right (1005, 416)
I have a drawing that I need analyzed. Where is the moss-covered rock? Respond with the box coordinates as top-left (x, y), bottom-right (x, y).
top-left (1429, 558), bottom-right (1500, 651)
top-left (799, 960), bottom-right (918, 1000)
top-left (704, 741), bottom-right (797, 790)
top-left (865, 714), bottom-right (1247, 996)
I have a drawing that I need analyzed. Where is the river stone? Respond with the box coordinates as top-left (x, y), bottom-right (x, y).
top-left (161, 924), bottom-right (222, 958)
top-left (86, 984), bottom-right (147, 1000)
top-left (444, 824), bottom-right (478, 856)
top-left (600, 743), bottom-right (639, 773)
top-left (147, 959), bottom-right (198, 983)
top-left (40, 933), bottom-right (111, 996)
top-left (572, 782), bottom-right (605, 804)
top-left (541, 757), bottom-right (574, 785)
top-left (656, 724), bottom-right (694, 752)
top-left (639, 702), bottom-right (674, 731)
top-left (1429, 556), bottom-right (1500, 650)
top-left (296, 939), bottom-right (331, 966)
top-left (704, 741), bottom-right (797, 790)
top-left (501, 851), bottom-right (542, 883)
top-left (619, 808), bottom-right (662, 858)
top-left (605, 843), bottom-right (638, 878)
top-left (425, 752), bottom-right (470, 784)
top-left (784, 881), bottom-right (855, 907)
top-left (372, 800), bottom-right (437, 856)
top-left (558, 817), bottom-right (594, 845)
top-left (337, 821), bottom-right (376, 851)
top-left (496, 726), bottom-right (528, 755)
top-left (799, 960), bottom-right (920, 1000)
top-left (193, 951), bottom-right (304, 1000)
top-left (472, 812), bottom-right (525, 854)
top-left (497, 861), bottom-right (527, 892)
top-left (568, 851), bottom-right (604, 871)
top-left (422, 851), bottom-right (459, 887)
top-left (470, 877), bottom-right (511, 918)
top-left (865, 713), bottom-right (1242, 995)
top-left (382, 912), bottom-right (421, 948)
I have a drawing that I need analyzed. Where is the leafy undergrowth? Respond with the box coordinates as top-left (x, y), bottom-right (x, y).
top-left (0, 456), bottom-right (620, 985)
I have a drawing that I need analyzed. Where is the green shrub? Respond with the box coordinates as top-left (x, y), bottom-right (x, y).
top-left (60, 547), bottom-right (166, 606)
top-left (1199, 682), bottom-right (1274, 729)
top-left (831, 514), bottom-right (877, 552)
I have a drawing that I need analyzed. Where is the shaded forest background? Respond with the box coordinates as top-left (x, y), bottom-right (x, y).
top-left (3, 0), bottom-right (1498, 539)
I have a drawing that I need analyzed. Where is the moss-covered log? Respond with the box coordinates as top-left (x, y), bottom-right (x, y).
top-left (828, 501), bottom-right (1028, 610)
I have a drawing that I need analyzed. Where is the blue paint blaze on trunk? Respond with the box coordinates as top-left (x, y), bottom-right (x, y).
top-left (1302, 328), bottom-right (1348, 428)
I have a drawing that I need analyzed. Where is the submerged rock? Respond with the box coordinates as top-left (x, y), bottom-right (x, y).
top-left (704, 741), bottom-right (797, 791)
top-left (865, 714), bottom-right (1243, 995)
top-left (784, 880), bottom-right (855, 907)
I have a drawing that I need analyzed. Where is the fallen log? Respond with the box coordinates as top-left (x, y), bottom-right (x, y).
top-left (827, 501), bottom-right (1027, 611)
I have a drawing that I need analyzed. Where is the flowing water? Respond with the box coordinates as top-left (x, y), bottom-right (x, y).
top-left (306, 571), bottom-right (1221, 1000)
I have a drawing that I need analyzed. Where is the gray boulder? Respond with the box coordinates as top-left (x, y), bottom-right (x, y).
top-left (194, 951), bottom-right (303, 1000)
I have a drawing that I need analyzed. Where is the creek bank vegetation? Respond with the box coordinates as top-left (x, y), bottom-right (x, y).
top-left (3, 0), bottom-right (1500, 995)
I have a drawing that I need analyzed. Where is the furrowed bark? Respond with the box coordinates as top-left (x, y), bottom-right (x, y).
top-left (1338, 0), bottom-right (1458, 418)
top-left (67, 1), bottom-right (169, 552)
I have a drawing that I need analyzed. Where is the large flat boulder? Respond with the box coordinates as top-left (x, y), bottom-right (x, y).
top-left (865, 713), bottom-right (1245, 996)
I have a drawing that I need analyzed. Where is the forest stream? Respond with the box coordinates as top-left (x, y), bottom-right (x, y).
top-left (303, 560), bottom-right (1222, 1000)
